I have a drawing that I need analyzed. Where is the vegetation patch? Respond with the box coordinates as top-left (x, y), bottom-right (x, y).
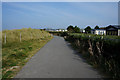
top-left (2, 28), bottom-right (53, 78)
top-left (65, 33), bottom-right (120, 79)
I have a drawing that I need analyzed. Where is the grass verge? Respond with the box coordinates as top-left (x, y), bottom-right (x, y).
top-left (2, 29), bottom-right (53, 78)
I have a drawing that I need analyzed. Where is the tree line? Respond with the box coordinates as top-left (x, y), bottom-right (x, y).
top-left (67, 25), bottom-right (100, 33)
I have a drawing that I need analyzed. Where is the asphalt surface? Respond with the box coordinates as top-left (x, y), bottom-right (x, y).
top-left (15, 36), bottom-right (101, 78)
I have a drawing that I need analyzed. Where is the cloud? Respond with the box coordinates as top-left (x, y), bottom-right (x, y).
top-left (4, 2), bottom-right (77, 18)
top-left (4, 2), bottom-right (118, 20)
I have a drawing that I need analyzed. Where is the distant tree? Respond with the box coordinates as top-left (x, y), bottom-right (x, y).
top-left (74, 26), bottom-right (80, 33)
top-left (94, 25), bottom-right (99, 29)
top-left (85, 26), bottom-right (91, 33)
top-left (67, 25), bottom-right (74, 32)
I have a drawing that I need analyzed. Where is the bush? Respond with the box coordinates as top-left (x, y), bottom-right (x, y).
top-left (65, 33), bottom-right (120, 79)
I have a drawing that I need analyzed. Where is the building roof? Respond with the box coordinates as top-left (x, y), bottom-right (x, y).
top-left (99, 27), bottom-right (106, 29)
top-left (91, 29), bottom-right (106, 31)
top-left (108, 25), bottom-right (120, 29)
top-left (91, 29), bottom-right (95, 31)
top-left (95, 29), bottom-right (106, 30)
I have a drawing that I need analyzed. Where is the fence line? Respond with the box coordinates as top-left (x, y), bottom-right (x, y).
top-left (3, 32), bottom-right (52, 44)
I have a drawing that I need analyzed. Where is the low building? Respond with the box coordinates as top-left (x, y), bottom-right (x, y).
top-left (106, 25), bottom-right (120, 36)
top-left (55, 29), bottom-right (67, 32)
top-left (91, 29), bottom-right (106, 35)
top-left (46, 29), bottom-right (67, 32)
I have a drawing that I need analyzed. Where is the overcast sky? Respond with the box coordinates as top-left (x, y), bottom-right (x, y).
top-left (2, 2), bottom-right (118, 30)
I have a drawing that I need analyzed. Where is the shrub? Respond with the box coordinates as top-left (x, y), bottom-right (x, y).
top-left (65, 33), bottom-right (120, 79)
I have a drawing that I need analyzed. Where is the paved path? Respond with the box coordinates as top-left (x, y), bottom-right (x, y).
top-left (15, 36), bottom-right (101, 78)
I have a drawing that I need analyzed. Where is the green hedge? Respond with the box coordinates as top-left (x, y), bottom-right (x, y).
top-left (65, 33), bottom-right (120, 79)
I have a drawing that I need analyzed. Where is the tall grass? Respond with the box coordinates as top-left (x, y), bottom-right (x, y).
top-left (2, 28), bottom-right (53, 78)
top-left (2, 28), bottom-right (51, 44)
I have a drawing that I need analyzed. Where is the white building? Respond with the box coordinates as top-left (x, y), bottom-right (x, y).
top-left (91, 29), bottom-right (106, 35)
top-left (91, 25), bottom-right (120, 36)
top-left (55, 29), bottom-right (67, 32)
top-left (45, 29), bottom-right (67, 32)
top-left (106, 25), bottom-right (120, 36)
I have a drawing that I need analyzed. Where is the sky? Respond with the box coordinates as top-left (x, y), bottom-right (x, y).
top-left (2, 2), bottom-right (118, 30)
top-left (2, 0), bottom-right (120, 2)
top-left (118, 1), bottom-right (120, 25)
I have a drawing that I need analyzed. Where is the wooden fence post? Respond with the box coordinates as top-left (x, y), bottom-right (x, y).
top-left (20, 32), bottom-right (21, 42)
top-left (31, 33), bottom-right (32, 40)
top-left (4, 33), bottom-right (6, 44)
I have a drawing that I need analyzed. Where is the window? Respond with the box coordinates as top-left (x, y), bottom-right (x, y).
top-left (98, 31), bottom-right (100, 34)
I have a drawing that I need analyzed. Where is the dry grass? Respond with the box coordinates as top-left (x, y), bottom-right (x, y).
top-left (2, 28), bottom-right (53, 78)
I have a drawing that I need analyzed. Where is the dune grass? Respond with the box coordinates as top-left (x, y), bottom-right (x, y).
top-left (2, 28), bottom-right (53, 78)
